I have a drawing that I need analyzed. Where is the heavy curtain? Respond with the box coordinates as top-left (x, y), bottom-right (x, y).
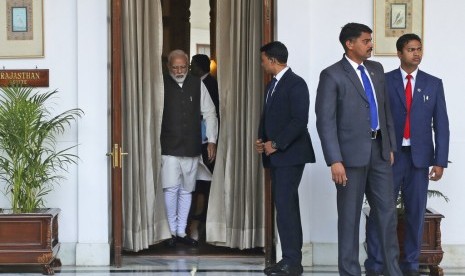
top-left (207, 0), bottom-right (265, 249)
top-left (121, 0), bottom-right (170, 251)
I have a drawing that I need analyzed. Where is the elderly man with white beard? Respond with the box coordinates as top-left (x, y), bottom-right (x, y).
top-left (160, 49), bottom-right (218, 247)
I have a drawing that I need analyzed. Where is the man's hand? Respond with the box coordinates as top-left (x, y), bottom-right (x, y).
top-left (207, 143), bottom-right (217, 162)
top-left (429, 166), bottom-right (444, 181)
top-left (255, 139), bottom-right (264, 154)
top-left (263, 141), bottom-right (277, 156)
top-left (331, 162), bottom-right (347, 186)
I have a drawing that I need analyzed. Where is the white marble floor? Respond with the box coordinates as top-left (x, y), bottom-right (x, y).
top-left (0, 256), bottom-right (464, 275)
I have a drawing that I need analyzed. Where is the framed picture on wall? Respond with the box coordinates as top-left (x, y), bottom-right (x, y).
top-left (196, 44), bottom-right (211, 57)
top-left (0, 0), bottom-right (44, 58)
top-left (373, 0), bottom-right (423, 55)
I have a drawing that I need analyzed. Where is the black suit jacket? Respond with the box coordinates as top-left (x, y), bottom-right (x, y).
top-left (258, 68), bottom-right (316, 168)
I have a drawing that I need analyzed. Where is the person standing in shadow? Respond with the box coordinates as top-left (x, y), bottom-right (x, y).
top-left (188, 54), bottom-right (220, 242)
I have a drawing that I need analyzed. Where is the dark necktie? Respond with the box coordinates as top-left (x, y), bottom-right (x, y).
top-left (358, 65), bottom-right (378, 130)
top-left (404, 74), bottom-right (413, 139)
top-left (265, 77), bottom-right (277, 105)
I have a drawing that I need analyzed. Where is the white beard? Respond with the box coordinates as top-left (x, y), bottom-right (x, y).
top-left (170, 73), bottom-right (186, 84)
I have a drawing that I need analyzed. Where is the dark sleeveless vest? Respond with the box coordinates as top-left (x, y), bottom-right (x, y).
top-left (161, 74), bottom-right (202, 157)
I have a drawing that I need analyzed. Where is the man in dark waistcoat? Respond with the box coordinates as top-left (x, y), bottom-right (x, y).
top-left (160, 50), bottom-right (218, 247)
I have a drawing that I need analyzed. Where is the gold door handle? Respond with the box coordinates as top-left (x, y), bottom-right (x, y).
top-left (106, 144), bottom-right (122, 168)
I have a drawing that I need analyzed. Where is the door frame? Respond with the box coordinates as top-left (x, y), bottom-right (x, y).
top-left (110, 0), bottom-right (123, 267)
top-left (110, 0), bottom-right (275, 267)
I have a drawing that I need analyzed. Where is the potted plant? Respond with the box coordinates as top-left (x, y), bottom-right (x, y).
top-left (364, 189), bottom-right (449, 276)
top-left (0, 86), bottom-right (83, 275)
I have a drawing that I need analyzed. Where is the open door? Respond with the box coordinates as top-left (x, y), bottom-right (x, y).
top-left (109, 0), bottom-right (275, 267)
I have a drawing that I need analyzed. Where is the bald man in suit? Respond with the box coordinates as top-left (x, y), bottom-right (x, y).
top-left (315, 23), bottom-right (401, 276)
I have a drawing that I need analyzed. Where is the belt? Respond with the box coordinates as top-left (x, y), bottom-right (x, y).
top-left (371, 130), bottom-right (381, 140)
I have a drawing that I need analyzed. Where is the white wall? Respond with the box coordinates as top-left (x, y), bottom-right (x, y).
top-left (190, 28), bottom-right (210, 58)
top-left (0, 0), bottom-right (109, 265)
top-left (277, 0), bottom-right (465, 267)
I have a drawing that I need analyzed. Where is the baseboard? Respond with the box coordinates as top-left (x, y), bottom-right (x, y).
top-left (75, 242), bottom-right (110, 266)
top-left (310, 242), bottom-right (367, 266)
top-left (311, 242), bottom-right (465, 268)
top-left (441, 244), bottom-right (465, 267)
top-left (276, 242), bottom-right (313, 266)
top-left (56, 242), bottom-right (76, 265)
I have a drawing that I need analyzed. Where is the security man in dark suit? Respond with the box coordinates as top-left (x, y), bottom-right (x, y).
top-left (365, 33), bottom-right (450, 276)
top-left (315, 23), bottom-right (402, 276)
top-left (256, 41), bottom-right (315, 276)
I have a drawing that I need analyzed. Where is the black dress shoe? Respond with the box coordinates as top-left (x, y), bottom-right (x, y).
top-left (266, 262), bottom-right (303, 276)
top-left (365, 270), bottom-right (383, 276)
top-left (264, 260), bottom-right (285, 274)
top-left (403, 271), bottom-right (420, 276)
top-left (164, 235), bottom-right (176, 247)
top-left (176, 235), bottom-right (199, 246)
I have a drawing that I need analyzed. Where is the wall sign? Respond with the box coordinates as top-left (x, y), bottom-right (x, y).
top-left (0, 69), bottom-right (49, 87)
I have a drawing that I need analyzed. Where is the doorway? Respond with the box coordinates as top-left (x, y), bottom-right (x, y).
top-left (110, 0), bottom-right (275, 267)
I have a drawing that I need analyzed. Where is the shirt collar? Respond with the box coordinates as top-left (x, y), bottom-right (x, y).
top-left (274, 66), bottom-right (290, 81)
top-left (344, 54), bottom-right (364, 71)
top-left (399, 67), bottom-right (419, 80)
top-left (200, 73), bottom-right (209, 81)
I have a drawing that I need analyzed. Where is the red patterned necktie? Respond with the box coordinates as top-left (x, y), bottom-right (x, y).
top-left (403, 74), bottom-right (413, 139)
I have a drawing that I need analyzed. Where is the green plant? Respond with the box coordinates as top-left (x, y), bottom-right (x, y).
top-left (397, 189), bottom-right (449, 215)
top-left (0, 86), bottom-right (83, 213)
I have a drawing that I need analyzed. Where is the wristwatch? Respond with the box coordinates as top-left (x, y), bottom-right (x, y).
top-left (271, 141), bottom-right (278, 150)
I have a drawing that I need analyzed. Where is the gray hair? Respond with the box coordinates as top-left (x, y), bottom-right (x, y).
top-left (167, 49), bottom-right (188, 65)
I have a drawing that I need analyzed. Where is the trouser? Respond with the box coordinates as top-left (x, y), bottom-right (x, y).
top-left (164, 185), bottom-right (192, 237)
top-left (271, 164), bottom-right (305, 266)
top-left (338, 138), bottom-right (401, 276)
top-left (365, 146), bottom-right (429, 272)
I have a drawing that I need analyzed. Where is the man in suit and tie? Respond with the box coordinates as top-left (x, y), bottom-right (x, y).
top-left (315, 23), bottom-right (402, 276)
top-left (255, 41), bottom-right (315, 276)
top-left (365, 33), bottom-right (450, 276)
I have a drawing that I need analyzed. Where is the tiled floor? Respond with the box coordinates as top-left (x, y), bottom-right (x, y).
top-left (0, 257), bottom-right (464, 275)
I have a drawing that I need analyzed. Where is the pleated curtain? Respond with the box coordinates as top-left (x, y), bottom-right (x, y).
top-left (121, 0), bottom-right (170, 251)
top-left (206, 0), bottom-right (265, 249)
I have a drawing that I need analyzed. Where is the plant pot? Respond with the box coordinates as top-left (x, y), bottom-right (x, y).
top-left (0, 208), bottom-right (61, 275)
top-left (363, 207), bottom-right (444, 276)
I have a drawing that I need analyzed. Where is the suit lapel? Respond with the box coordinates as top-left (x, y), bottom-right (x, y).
top-left (392, 69), bottom-right (407, 110)
top-left (341, 58), bottom-right (368, 102)
top-left (364, 62), bottom-right (382, 101)
top-left (267, 68), bottom-right (292, 109)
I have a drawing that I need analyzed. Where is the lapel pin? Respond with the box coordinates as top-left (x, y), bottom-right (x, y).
top-left (417, 88), bottom-right (422, 92)
top-left (370, 72), bottom-right (374, 76)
